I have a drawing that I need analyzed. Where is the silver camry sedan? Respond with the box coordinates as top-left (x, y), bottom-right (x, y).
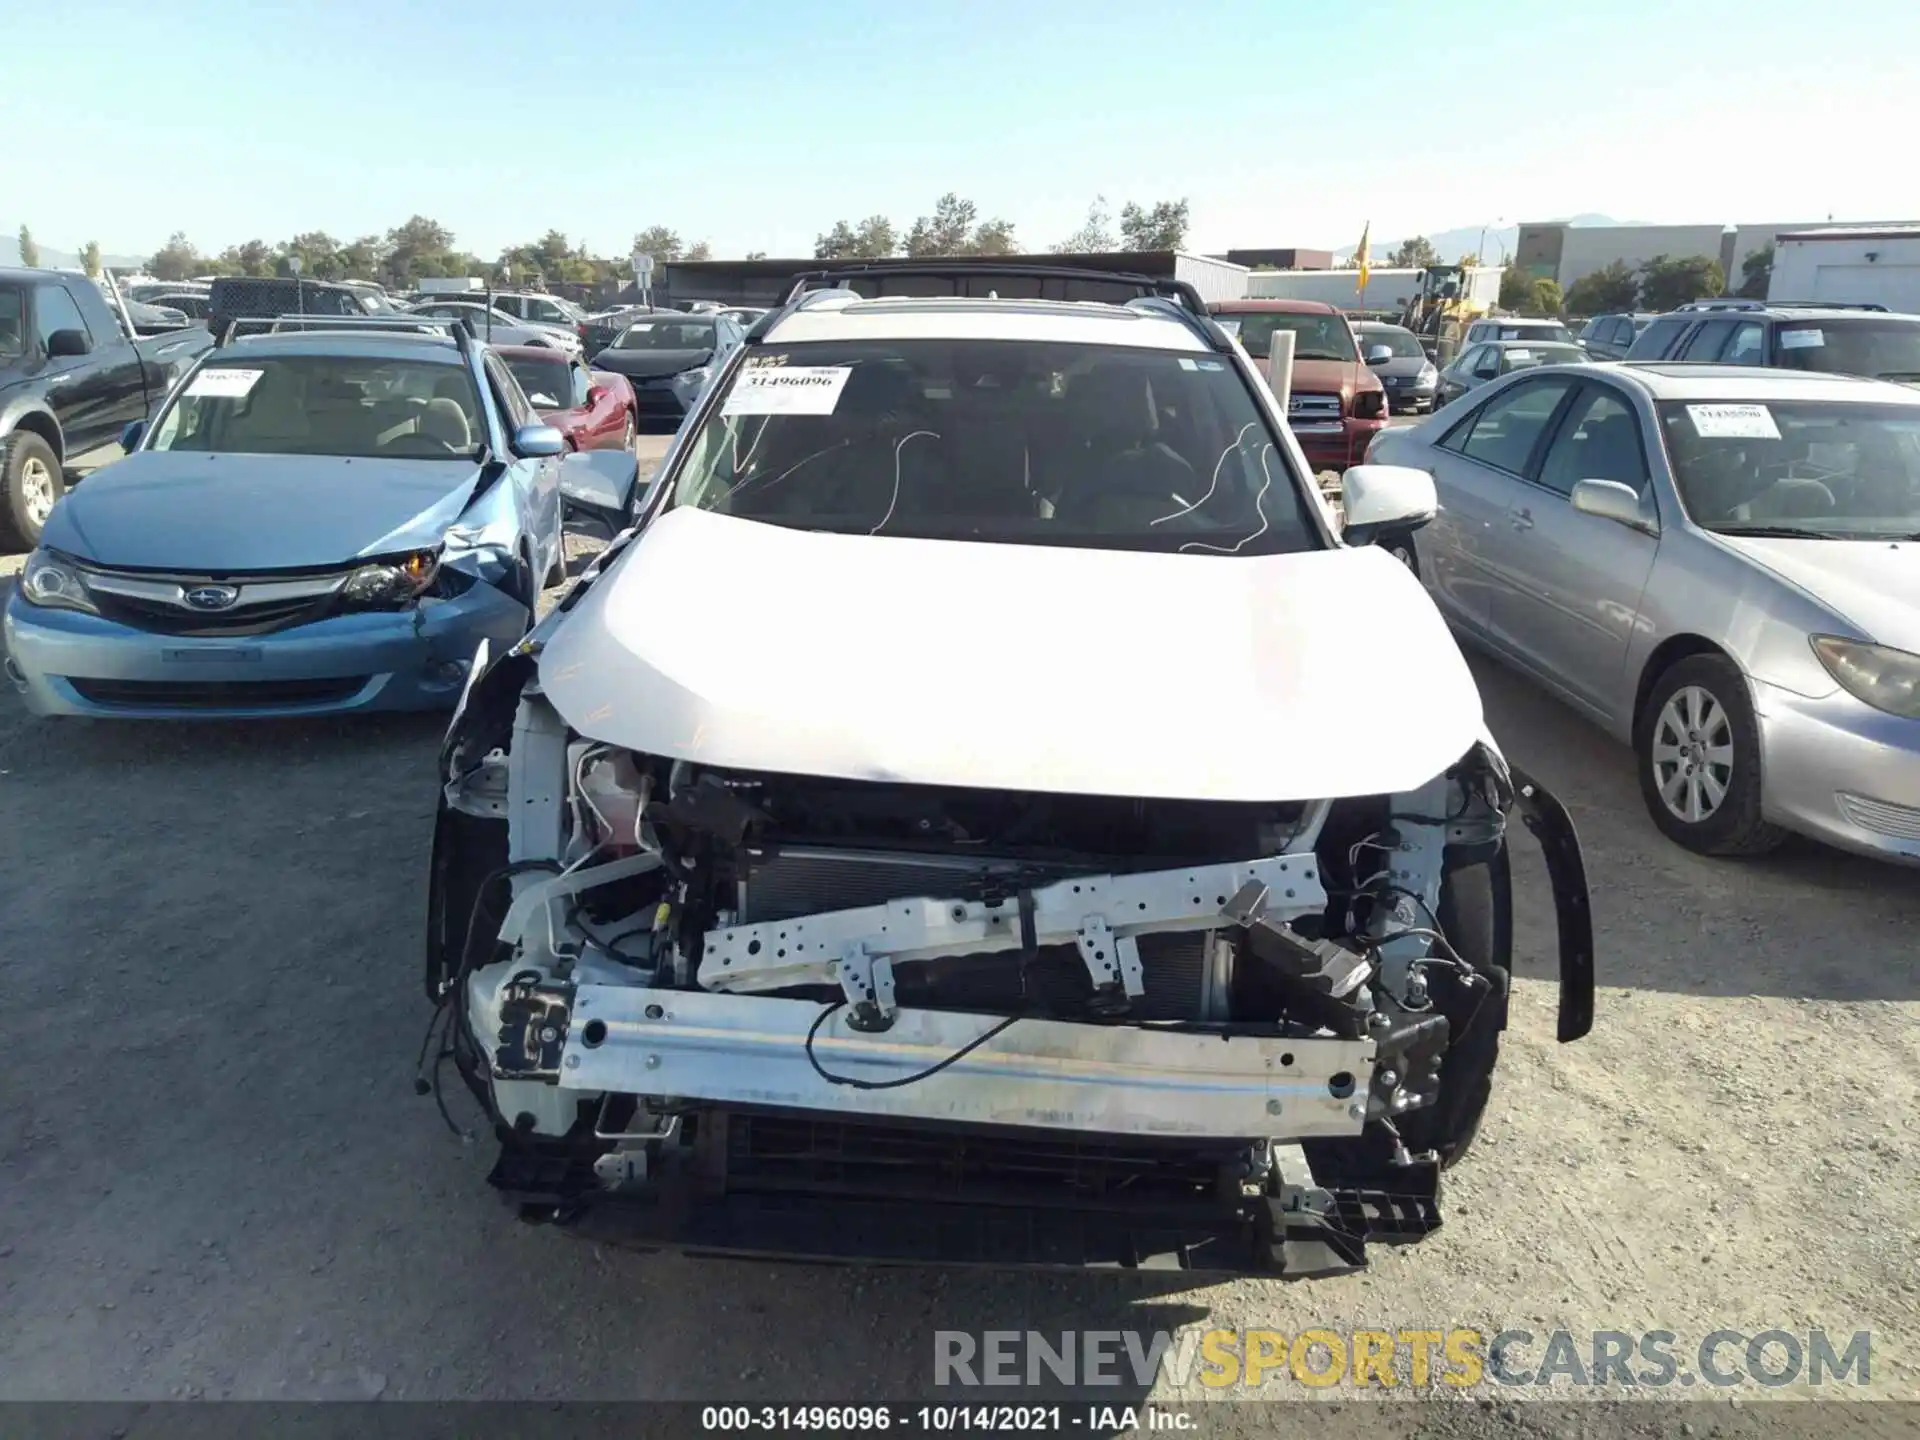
top-left (1367, 362), bottom-right (1920, 864)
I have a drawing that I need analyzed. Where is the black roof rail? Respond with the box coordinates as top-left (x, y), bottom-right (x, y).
top-left (218, 313), bottom-right (472, 359)
top-left (759, 262), bottom-right (1231, 351)
top-left (1767, 300), bottom-right (1890, 311)
top-left (1676, 298), bottom-right (1765, 312)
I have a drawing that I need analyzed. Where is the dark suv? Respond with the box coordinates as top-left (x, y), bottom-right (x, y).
top-left (1575, 312), bottom-right (1653, 360)
top-left (1623, 299), bottom-right (1920, 382)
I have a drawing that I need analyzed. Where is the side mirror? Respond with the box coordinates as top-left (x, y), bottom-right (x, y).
top-left (1571, 478), bottom-right (1656, 533)
top-left (47, 328), bottom-right (91, 358)
top-left (1474, 363), bottom-right (1499, 379)
top-left (511, 422), bottom-right (567, 458)
top-left (1365, 344), bottom-right (1393, 366)
top-left (586, 385), bottom-right (608, 408)
top-left (559, 448), bottom-right (638, 534)
top-left (120, 420), bottom-right (145, 452)
top-left (1341, 464), bottom-right (1437, 545)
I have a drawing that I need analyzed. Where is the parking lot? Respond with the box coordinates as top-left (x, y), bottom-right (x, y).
top-left (1, 427), bottom-right (1915, 1416)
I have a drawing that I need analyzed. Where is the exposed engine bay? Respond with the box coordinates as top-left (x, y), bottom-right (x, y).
top-left (425, 675), bottom-right (1593, 1276)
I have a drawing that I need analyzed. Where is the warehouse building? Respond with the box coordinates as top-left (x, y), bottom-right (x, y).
top-left (1516, 219), bottom-right (1882, 290)
top-left (658, 250), bottom-right (1251, 308)
top-left (1245, 265), bottom-right (1502, 314)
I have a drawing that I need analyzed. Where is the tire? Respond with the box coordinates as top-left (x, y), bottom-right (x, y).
top-left (1, 430), bottom-right (64, 550)
top-left (1394, 851), bottom-right (1511, 1169)
top-left (1633, 652), bottom-right (1786, 857)
top-left (1382, 531), bottom-right (1419, 576)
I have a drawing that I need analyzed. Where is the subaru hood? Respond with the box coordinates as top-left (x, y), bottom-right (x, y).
top-left (537, 507), bottom-right (1484, 802)
top-left (1718, 535), bottom-right (1920, 652)
top-left (42, 450), bottom-right (482, 571)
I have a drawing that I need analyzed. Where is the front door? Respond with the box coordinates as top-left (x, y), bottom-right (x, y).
top-left (1490, 381), bottom-right (1660, 726)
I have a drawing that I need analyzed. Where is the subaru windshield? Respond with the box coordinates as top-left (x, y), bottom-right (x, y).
top-left (668, 339), bottom-right (1324, 556)
top-left (1658, 399), bottom-right (1920, 539)
top-left (148, 355), bottom-right (486, 460)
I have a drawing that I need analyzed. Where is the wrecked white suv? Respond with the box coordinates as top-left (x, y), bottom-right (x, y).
top-left (424, 264), bottom-right (1593, 1276)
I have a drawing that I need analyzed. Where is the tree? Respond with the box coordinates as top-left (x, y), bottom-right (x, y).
top-left (1053, 196), bottom-right (1114, 254)
top-left (745, 250), bottom-right (768, 261)
top-left (1563, 260), bottom-right (1638, 316)
top-left (905, 193), bottom-right (979, 257)
top-left (1528, 278), bottom-right (1565, 316)
top-left (1497, 264), bottom-right (1535, 311)
top-left (334, 235), bottom-right (388, 280)
top-left (1387, 236), bottom-right (1440, 269)
top-left (216, 239), bottom-right (275, 278)
top-left (1736, 243), bottom-right (1774, 300)
top-left (631, 226), bottom-right (684, 270)
top-left (815, 215), bottom-right (895, 260)
top-left (685, 241), bottom-right (713, 262)
top-left (149, 231), bottom-right (202, 281)
top-left (17, 226), bottom-right (38, 268)
top-left (383, 215), bottom-right (461, 286)
top-left (81, 241), bottom-right (102, 278)
top-left (1118, 198), bottom-right (1189, 251)
top-left (278, 231), bottom-right (341, 279)
top-left (1638, 253), bottom-right (1724, 312)
top-left (970, 218), bottom-right (1018, 255)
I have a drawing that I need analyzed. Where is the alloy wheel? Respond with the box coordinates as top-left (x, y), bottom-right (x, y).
top-left (21, 457), bottom-right (57, 526)
top-left (1650, 685), bottom-right (1735, 824)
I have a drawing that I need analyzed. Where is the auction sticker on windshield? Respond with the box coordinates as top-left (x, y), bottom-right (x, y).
top-left (1687, 403), bottom-right (1781, 439)
top-left (722, 365), bottom-right (852, 416)
top-left (1779, 328), bottom-right (1825, 350)
top-left (185, 367), bottom-right (265, 398)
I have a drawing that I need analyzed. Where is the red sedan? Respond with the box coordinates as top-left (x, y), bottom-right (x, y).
top-left (498, 345), bottom-right (636, 452)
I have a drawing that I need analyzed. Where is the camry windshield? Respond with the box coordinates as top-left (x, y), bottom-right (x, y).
top-left (613, 319), bottom-right (716, 350)
top-left (669, 339), bottom-right (1323, 556)
top-left (505, 355), bottom-right (571, 408)
top-left (1362, 327), bottom-right (1426, 359)
top-left (1657, 400), bottom-right (1920, 538)
top-left (1772, 320), bottom-right (1920, 382)
top-left (1220, 312), bottom-right (1358, 362)
top-left (148, 355), bottom-right (485, 459)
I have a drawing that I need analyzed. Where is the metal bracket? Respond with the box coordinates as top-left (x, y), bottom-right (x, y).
top-left (1073, 916), bottom-right (1144, 999)
top-left (836, 942), bottom-right (897, 1028)
top-left (1368, 777), bottom-right (1452, 1004)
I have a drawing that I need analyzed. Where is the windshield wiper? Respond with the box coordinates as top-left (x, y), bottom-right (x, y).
top-left (1709, 523), bottom-right (1839, 539)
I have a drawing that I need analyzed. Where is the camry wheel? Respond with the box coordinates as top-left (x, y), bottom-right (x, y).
top-left (1634, 653), bottom-right (1785, 856)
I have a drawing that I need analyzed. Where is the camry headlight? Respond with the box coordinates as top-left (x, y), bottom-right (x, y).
top-left (341, 549), bottom-right (439, 607)
top-left (1811, 636), bottom-right (1920, 719)
top-left (19, 550), bottom-right (98, 615)
top-left (1418, 363), bottom-right (1438, 382)
top-left (674, 366), bottom-right (712, 388)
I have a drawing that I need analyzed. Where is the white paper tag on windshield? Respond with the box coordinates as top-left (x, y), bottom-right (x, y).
top-left (722, 365), bottom-right (852, 416)
top-left (1779, 328), bottom-right (1824, 350)
top-left (185, 367), bottom-right (265, 398)
top-left (1687, 403), bottom-right (1780, 439)
top-left (1508, 348), bottom-right (1532, 360)
top-left (628, 323), bottom-right (654, 332)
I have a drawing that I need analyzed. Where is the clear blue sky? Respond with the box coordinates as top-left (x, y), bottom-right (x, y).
top-left (4, 0), bottom-right (1914, 263)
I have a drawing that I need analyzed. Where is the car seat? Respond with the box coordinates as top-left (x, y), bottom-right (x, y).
top-left (1048, 366), bottom-right (1198, 530)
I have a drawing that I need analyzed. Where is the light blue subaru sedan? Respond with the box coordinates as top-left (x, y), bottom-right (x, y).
top-left (5, 323), bottom-right (577, 718)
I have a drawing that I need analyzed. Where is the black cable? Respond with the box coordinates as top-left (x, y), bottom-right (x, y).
top-left (804, 999), bottom-right (1023, 1091)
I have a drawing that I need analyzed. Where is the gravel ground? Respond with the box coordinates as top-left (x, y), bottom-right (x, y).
top-left (1, 434), bottom-right (1915, 1433)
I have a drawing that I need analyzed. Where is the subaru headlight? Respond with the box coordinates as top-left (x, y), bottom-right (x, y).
top-left (19, 550), bottom-right (99, 615)
top-left (1811, 636), bottom-right (1920, 719)
top-left (341, 549), bottom-right (440, 608)
top-left (674, 366), bottom-right (712, 388)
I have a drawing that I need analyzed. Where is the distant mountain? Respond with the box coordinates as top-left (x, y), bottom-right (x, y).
top-left (0, 226), bottom-right (148, 271)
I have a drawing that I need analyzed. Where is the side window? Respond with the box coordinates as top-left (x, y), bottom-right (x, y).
top-left (1534, 385), bottom-right (1650, 498)
top-left (35, 284), bottom-right (92, 348)
top-left (1677, 318), bottom-right (1736, 361)
top-left (1724, 322), bottom-right (1766, 365)
top-left (1603, 317), bottom-right (1632, 347)
top-left (1629, 314), bottom-right (1690, 359)
top-left (570, 364), bottom-right (592, 409)
top-left (1472, 346), bottom-right (1502, 377)
top-left (485, 354), bottom-right (537, 432)
top-left (1451, 344), bottom-right (1484, 375)
top-left (1454, 377), bottom-right (1577, 475)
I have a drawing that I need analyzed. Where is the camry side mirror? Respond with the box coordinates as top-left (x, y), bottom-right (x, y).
top-left (1571, 478), bottom-right (1657, 534)
top-left (1341, 464), bottom-right (1437, 545)
top-left (512, 423), bottom-right (567, 458)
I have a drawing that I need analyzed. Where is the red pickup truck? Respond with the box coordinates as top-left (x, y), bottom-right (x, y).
top-left (1208, 299), bottom-right (1388, 472)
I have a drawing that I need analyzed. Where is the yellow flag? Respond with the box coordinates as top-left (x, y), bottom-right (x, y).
top-left (1354, 221), bottom-right (1372, 292)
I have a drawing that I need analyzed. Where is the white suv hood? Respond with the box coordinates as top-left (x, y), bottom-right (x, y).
top-left (538, 508), bottom-right (1483, 802)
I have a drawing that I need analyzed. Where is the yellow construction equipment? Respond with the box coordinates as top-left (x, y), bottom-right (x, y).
top-left (1398, 256), bottom-right (1487, 365)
